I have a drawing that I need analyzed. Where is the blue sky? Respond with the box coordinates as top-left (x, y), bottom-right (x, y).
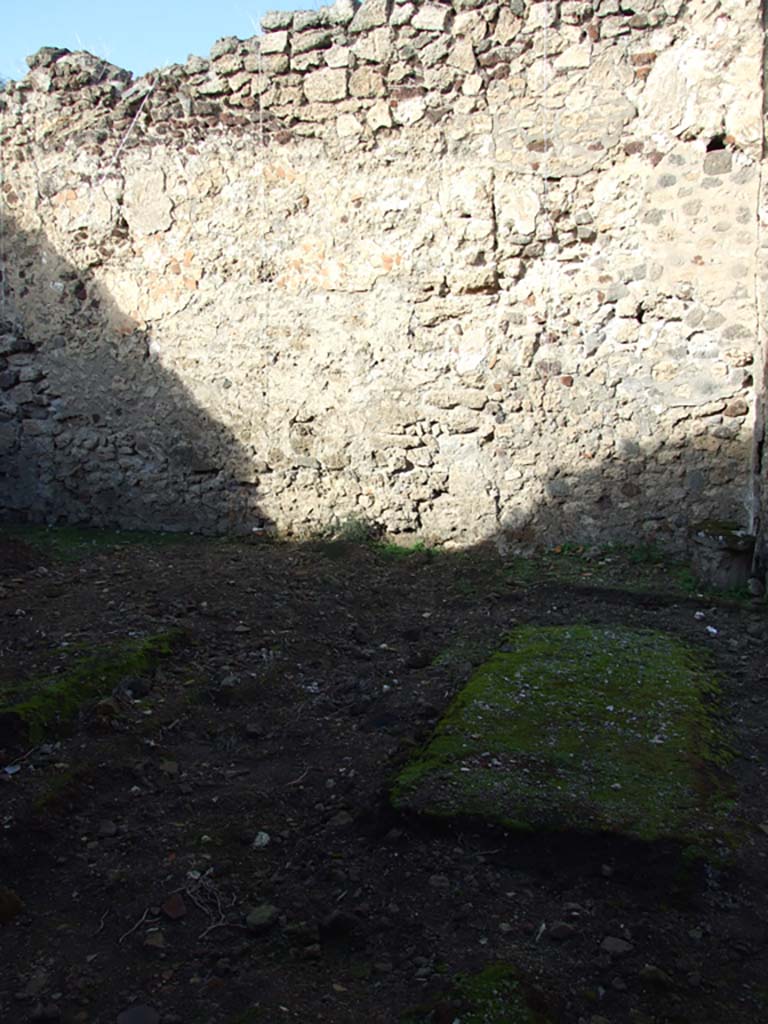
top-left (1, 0), bottom-right (307, 82)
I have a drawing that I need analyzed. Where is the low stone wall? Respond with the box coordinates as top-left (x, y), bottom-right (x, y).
top-left (0, 0), bottom-right (766, 552)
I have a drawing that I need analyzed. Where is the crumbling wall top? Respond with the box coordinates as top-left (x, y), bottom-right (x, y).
top-left (2, 0), bottom-right (734, 158)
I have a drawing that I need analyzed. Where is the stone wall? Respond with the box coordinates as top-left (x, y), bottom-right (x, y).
top-left (0, 0), bottom-right (766, 553)
top-left (754, 0), bottom-right (768, 577)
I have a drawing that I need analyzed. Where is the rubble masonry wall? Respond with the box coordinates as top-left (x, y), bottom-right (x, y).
top-left (0, 0), bottom-right (766, 552)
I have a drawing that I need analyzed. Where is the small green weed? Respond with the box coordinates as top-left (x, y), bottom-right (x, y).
top-left (374, 540), bottom-right (431, 561)
top-left (401, 964), bottom-right (550, 1023)
top-left (316, 515), bottom-right (381, 543)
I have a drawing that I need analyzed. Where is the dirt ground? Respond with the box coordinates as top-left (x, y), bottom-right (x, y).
top-left (0, 526), bottom-right (766, 1024)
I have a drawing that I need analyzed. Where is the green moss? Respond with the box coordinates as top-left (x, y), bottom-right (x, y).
top-left (374, 540), bottom-right (433, 561)
top-left (308, 515), bottom-right (381, 546)
top-left (402, 964), bottom-right (550, 1023)
top-left (0, 631), bottom-right (181, 743)
top-left (392, 625), bottom-right (732, 848)
top-left (506, 544), bottom-right (698, 598)
top-left (1, 523), bottom-right (202, 562)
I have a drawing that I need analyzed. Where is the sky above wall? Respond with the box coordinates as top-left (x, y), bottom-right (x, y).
top-left (1, 0), bottom-right (305, 82)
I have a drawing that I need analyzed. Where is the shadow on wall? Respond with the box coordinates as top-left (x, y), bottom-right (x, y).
top-left (493, 436), bottom-right (754, 556)
top-left (0, 211), bottom-right (267, 535)
top-left (0, 210), bottom-right (759, 563)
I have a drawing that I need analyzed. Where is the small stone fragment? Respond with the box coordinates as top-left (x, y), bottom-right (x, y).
top-left (349, 0), bottom-right (390, 32)
top-left (117, 1007), bottom-right (160, 1024)
top-left (723, 398), bottom-right (748, 417)
top-left (639, 963), bottom-right (672, 986)
top-left (0, 886), bottom-right (23, 924)
top-left (703, 150), bottom-right (733, 175)
top-left (143, 929), bottom-right (166, 949)
top-left (320, 909), bottom-right (359, 940)
top-left (161, 892), bottom-right (187, 920)
top-left (412, 4), bottom-right (451, 31)
top-left (30, 1005), bottom-right (61, 1022)
top-left (304, 67), bottom-right (347, 102)
top-left (260, 10), bottom-right (293, 31)
top-left (209, 36), bottom-right (239, 59)
top-left (284, 921), bottom-right (320, 946)
top-left (260, 30), bottom-right (289, 55)
top-left (328, 0), bottom-right (356, 25)
top-left (601, 935), bottom-right (634, 956)
top-left (549, 920), bottom-right (577, 940)
top-left (327, 809), bottom-right (354, 829)
top-left (246, 903), bottom-right (280, 934)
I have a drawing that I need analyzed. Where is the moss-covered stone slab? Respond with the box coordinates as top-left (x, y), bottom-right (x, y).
top-left (0, 632), bottom-right (181, 744)
top-left (392, 625), bottom-right (731, 845)
top-left (401, 964), bottom-right (551, 1024)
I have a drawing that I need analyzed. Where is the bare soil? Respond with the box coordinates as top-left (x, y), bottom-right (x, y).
top-left (0, 528), bottom-right (767, 1024)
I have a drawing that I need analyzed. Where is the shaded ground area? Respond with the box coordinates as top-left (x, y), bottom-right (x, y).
top-left (0, 525), bottom-right (767, 1024)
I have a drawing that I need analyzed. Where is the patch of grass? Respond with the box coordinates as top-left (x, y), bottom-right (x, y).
top-left (503, 556), bottom-right (544, 586)
top-left (402, 964), bottom-right (551, 1023)
top-left (612, 542), bottom-right (666, 565)
top-left (374, 539), bottom-right (431, 561)
top-left (505, 543), bottom-right (704, 599)
top-left (1, 523), bottom-right (201, 562)
top-left (309, 515), bottom-right (381, 545)
top-left (333, 516), bottom-right (382, 543)
top-left (392, 625), bottom-right (733, 850)
top-left (0, 631), bottom-right (182, 743)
